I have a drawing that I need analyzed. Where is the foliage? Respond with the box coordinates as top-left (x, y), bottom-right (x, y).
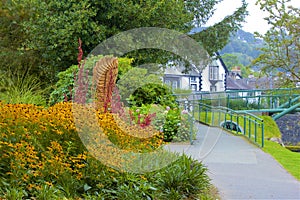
top-left (201, 99), bottom-right (260, 110)
top-left (192, 0), bottom-right (248, 56)
top-left (129, 104), bottom-right (156, 128)
top-left (163, 108), bottom-right (181, 142)
top-left (151, 154), bottom-right (210, 199)
top-left (0, 101), bottom-right (211, 199)
top-left (0, 71), bottom-right (47, 106)
top-left (0, 0), bottom-right (44, 83)
top-left (227, 99), bottom-right (261, 110)
top-left (128, 83), bottom-right (177, 108)
top-left (221, 53), bottom-right (257, 78)
top-left (117, 67), bottom-right (162, 104)
top-left (49, 56), bottom-right (133, 105)
top-left (129, 104), bottom-right (195, 142)
top-left (253, 0), bottom-right (300, 87)
top-left (221, 53), bottom-right (241, 70)
top-left (1, 0), bottom-right (248, 84)
top-left (221, 29), bottom-right (264, 65)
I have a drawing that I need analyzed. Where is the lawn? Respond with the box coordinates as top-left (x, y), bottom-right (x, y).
top-left (261, 116), bottom-right (300, 180)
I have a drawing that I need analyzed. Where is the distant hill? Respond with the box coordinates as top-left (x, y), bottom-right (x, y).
top-left (190, 28), bottom-right (263, 67)
top-left (220, 29), bottom-right (264, 66)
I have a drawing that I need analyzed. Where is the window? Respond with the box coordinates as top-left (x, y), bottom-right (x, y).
top-left (210, 85), bottom-right (217, 92)
top-left (209, 66), bottom-right (219, 81)
top-left (164, 78), bottom-right (180, 90)
top-left (172, 81), bottom-right (178, 89)
top-left (165, 80), bottom-right (171, 86)
top-left (191, 84), bottom-right (197, 91)
top-left (190, 76), bottom-right (196, 83)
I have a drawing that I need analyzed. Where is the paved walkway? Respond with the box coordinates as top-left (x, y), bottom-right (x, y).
top-left (165, 123), bottom-right (300, 199)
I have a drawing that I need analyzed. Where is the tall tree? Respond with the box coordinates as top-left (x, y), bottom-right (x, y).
top-left (1, 0), bottom-right (248, 84)
top-left (0, 0), bottom-right (42, 77)
top-left (253, 0), bottom-right (300, 87)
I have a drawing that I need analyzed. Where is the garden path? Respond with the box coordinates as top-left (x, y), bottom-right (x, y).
top-left (165, 123), bottom-right (300, 199)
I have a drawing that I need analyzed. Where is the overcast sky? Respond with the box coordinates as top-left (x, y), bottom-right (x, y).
top-left (205, 0), bottom-right (300, 34)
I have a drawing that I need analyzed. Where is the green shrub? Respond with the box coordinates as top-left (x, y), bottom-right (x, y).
top-left (227, 99), bottom-right (260, 110)
top-left (49, 55), bottom-right (133, 105)
top-left (201, 99), bottom-right (260, 110)
top-left (163, 108), bottom-right (181, 142)
top-left (133, 104), bottom-right (195, 142)
top-left (152, 155), bottom-right (210, 199)
top-left (129, 83), bottom-right (177, 108)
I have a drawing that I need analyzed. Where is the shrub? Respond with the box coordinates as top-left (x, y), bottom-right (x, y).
top-left (201, 99), bottom-right (260, 110)
top-left (151, 155), bottom-right (210, 199)
top-left (131, 104), bottom-right (195, 142)
top-left (49, 55), bottom-right (133, 105)
top-left (129, 83), bottom-right (178, 108)
top-left (227, 99), bottom-right (260, 110)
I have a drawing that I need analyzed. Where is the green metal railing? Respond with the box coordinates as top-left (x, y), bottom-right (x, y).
top-left (273, 102), bottom-right (300, 120)
top-left (174, 88), bottom-right (300, 112)
top-left (177, 100), bottom-right (264, 147)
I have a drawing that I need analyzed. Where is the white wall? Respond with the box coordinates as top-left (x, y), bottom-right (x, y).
top-left (164, 57), bottom-right (227, 92)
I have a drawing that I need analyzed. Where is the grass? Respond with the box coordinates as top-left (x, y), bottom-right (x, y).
top-left (261, 115), bottom-right (300, 180)
top-left (260, 116), bottom-right (281, 138)
top-left (263, 140), bottom-right (300, 180)
top-left (0, 72), bottom-right (47, 106)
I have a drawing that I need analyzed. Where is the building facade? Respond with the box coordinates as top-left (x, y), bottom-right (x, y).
top-left (163, 53), bottom-right (229, 92)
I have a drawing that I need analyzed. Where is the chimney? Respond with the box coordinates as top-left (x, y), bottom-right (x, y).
top-left (230, 66), bottom-right (242, 79)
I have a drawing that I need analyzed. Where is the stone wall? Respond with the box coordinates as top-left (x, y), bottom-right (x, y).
top-left (275, 113), bottom-right (300, 145)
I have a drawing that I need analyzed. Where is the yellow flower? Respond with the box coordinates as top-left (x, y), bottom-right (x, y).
top-left (45, 181), bottom-right (53, 187)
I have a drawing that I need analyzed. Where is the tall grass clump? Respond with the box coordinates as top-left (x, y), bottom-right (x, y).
top-left (0, 71), bottom-right (47, 106)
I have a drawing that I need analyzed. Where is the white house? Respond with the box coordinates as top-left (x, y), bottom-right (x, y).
top-left (163, 52), bottom-right (229, 92)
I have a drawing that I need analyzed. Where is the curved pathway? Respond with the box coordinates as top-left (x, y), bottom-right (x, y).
top-left (165, 123), bottom-right (300, 199)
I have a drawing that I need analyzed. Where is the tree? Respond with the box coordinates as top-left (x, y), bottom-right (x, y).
top-left (253, 0), bottom-right (300, 87)
top-left (222, 54), bottom-right (240, 70)
top-left (222, 53), bottom-right (255, 78)
top-left (0, 0), bottom-right (43, 79)
top-left (192, 0), bottom-right (248, 55)
top-left (1, 0), bottom-right (248, 85)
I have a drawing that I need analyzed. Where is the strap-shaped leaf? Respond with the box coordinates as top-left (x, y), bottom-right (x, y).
top-left (93, 57), bottom-right (118, 112)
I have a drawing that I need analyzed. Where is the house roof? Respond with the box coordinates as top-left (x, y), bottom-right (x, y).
top-left (242, 77), bottom-right (277, 89)
top-left (226, 76), bottom-right (253, 90)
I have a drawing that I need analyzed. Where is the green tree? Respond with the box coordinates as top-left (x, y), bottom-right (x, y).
top-left (192, 0), bottom-right (248, 55)
top-left (117, 67), bottom-right (162, 103)
top-left (0, 0), bottom-right (43, 80)
top-left (222, 54), bottom-right (240, 69)
top-left (1, 0), bottom-right (248, 85)
top-left (253, 0), bottom-right (300, 87)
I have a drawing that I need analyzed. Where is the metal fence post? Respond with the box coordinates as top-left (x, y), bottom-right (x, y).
top-left (237, 115), bottom-right (240, 134)
top-left (248, 117), bottom-right (251, 139)
top-left (261, 122), bottom-right (264, 147)
top-left (254, 119), bottom-right (257, 143)
top-left (205, 108), bottom-right (208, 124)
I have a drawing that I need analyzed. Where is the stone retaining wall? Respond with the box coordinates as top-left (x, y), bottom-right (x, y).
top-left (275, 113), bottom-right (300, 145)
